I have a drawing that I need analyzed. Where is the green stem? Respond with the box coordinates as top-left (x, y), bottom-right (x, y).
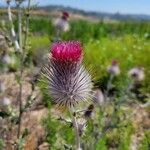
top-left (105, 74), bottom-right (114, 101)
top-left (23, 0), bottom-right (31, 49)
top-left (70, 108), bottom-right (81, 150)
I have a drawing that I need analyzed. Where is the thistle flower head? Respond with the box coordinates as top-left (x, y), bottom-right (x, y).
top-left (53, 12), bottom-right (70, 32)
top-left (107, 60), bottom-right (120, 76)
top-left (62, 11), bottom-right (69, 20)
top-left (42, 41), bottom-right (92, 108)
top-left (128, 67), bottom-right (145, 81)
top-left (112, 60), bottom-right (118, 65)
top-left (51, 41), bottom-right (83, 62)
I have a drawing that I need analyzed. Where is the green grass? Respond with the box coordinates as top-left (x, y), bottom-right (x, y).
top-left (29, 35), bottom-right (50, 51)
top-left (30, 34), bottom-right (150, 91)
top-left (138, 130), bottom-right (150, 150)
top-left (84, 35), bottom-right (150, 90)
top-left (1, 12), bottom-right (150, 150)
top-left (18, 18), bottom-right (150, 149)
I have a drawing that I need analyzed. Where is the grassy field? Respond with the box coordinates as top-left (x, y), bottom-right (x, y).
top-left (0, 14), bottom-right (150, 149)
top-left (28, 19), bottom-right (150, 91)
top-left (27, 19), bottom-right (150, 149)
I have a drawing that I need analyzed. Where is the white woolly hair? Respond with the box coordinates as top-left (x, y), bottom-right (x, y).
top-left (42, 59), bottom-right (93, 107)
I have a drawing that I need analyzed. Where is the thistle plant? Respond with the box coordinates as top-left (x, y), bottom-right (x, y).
top-left (104, 64), bottom-right (146, 140)
top-left (107, 60), bottom-right (120, 76)
top-left (53, 11), bottom-right (70, 41)
top-left (42, 41), bottom-right (93, 149)
top-left (128, 67), bottom-right (147, 103)
top-left (105, 60), bottom-right (120, 100)
top-left (128, 67), bottom-right (145, 82)
top-left (2, 0), bottom-right (38, 149)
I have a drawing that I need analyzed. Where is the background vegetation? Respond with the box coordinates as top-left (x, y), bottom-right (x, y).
top-left (0, 9), bottom-right (150, 149)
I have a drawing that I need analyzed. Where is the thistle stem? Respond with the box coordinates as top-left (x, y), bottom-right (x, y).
top-left (17, 78), bottom-right (23, 138)
top-left (70, 108), bottom-right (81, 150)
top-left (105, 74), bottom-right (114, 100)
top-left (55, 29), bottom-right (61, 41)
top-left (16, 0), bottom-right (32, 138)
top-left (23, 0), bottom-right (31, 49)
top-left (7, 0), bottom-right (20, 51)
top-left (17, 55), bottom-right (24, 139)
top-left (17, 3), bottom-right (22, 50)
top-left (95, 79), bottom-right (132, 146)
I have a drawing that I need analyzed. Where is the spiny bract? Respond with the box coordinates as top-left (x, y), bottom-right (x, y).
top-left (42, 41), bottom-right (93, 107)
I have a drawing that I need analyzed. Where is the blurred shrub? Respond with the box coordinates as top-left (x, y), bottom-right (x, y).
top-left (139, 130), bottom-right (150, 150)
top-left (0, 139), bottom-right (5, 150)
top-left (14, 18), bottom-right (150, 42)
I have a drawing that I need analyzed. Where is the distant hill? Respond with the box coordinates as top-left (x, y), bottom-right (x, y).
top-left (0, 4), bottom-right (150, 21)
top-left (37, 5), bottom-right (150, 21)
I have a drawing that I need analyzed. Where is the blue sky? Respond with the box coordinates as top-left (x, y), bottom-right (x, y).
top-left (0, 0), bottom-right (150, 15)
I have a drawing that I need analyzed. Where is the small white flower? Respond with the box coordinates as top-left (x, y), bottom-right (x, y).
top-left (107, 60), bottom-right (120, 76)
top-left (128, 67), bottom-right (145, 81)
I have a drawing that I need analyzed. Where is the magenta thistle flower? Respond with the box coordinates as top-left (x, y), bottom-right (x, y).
top-left (51, 41), bottom-right (83, 62)
top-left (53, 11), bottom-right (70, 32)
top-left (107, 60), bottom-right (120, 76)
top-left (62, 11), bottom-right (70, 20)
top-left (42, 41), bottom-right (92, 107)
